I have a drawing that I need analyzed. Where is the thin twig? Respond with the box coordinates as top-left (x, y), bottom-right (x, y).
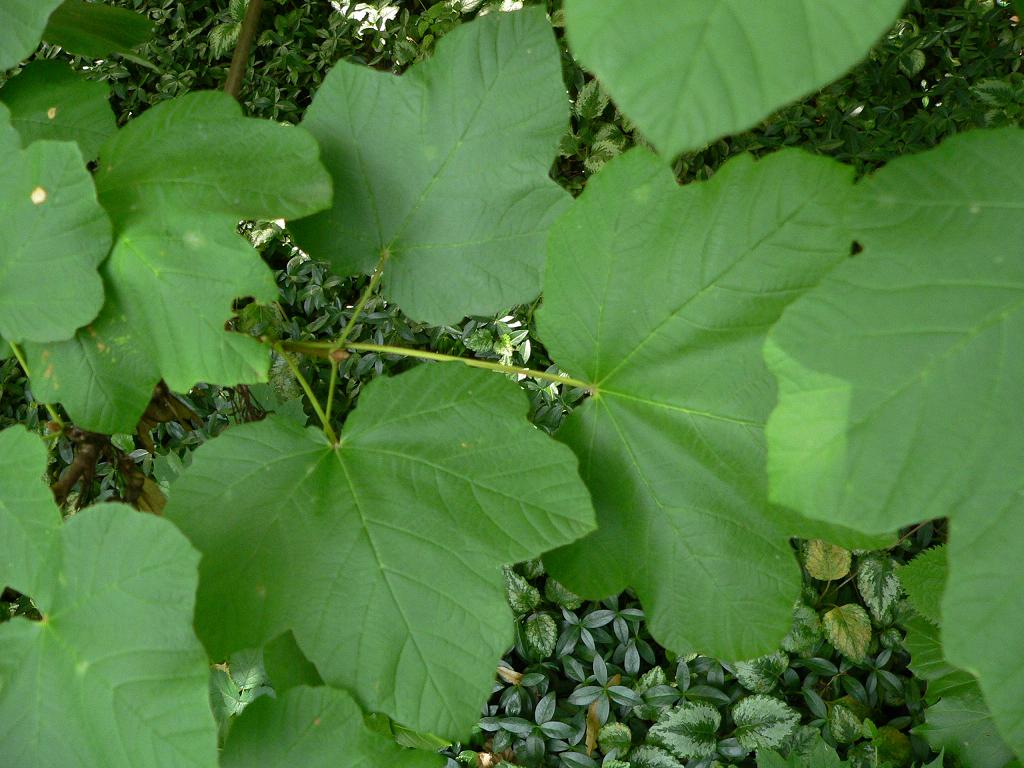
top-left (224, 0), bottom-right (264, 101)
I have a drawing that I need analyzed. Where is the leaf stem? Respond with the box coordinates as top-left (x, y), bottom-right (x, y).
top-left (8, 342), bottom-right (65, 430)
top-left (325, 357), bottom-right (339, 425)
top-left (273, 343), bottom-right (338, 445)
top-left (224, 0), bottom-right (264, 101)
top-left (284, 339), bottom-right (593, 391)
top-left (336, 254), bottom-right (388, 349)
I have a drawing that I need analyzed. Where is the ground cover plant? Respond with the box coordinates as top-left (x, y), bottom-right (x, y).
top-left (0, 1), bottom-right (1022, 766)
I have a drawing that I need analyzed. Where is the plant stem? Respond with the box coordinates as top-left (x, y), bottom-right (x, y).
top-left (224, 0), bottom-right (264, 100)
top-left (8, 342), bottom-right (65, 429)
top-left (274, 343), bottom-right (338, 445)
top-left (325, 357), bottom-right (339, 425)
top-left (336, 254), bottom-right (388, 349)
top-left (284, 339), bottom-right (593, 391)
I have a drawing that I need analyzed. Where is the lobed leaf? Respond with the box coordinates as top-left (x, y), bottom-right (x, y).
top-left (765, 128), bottom-right (1024, 754)
top-left (0, 0), bottom-right (63, 70)
top-left (26, 91), bottom-right (332, 433)
top-left (562, 0), bottom-right (905, 158)
top-left (538, 146), bottom-right (884, 661)
top-left (221, 686), bottom-right (440, 768)
top-left (292, 7), bottom-right (569, 325)
top-left (0, 60), bottom-right (116, 161)
top-left (0, 428), bottom-right (217, 768)
top-left (0, 103), bottom-right (109, 344)
top-left (0, 427), bottom-right (61, 595)
top-left (167, 364), bottom-right (595, 737)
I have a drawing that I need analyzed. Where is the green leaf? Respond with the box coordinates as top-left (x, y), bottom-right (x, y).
top-left (732, 695), bottom-right (800, 751)
top-left (221, 686), bottom-right (440, 768)
top-left (94, 92), bottom-right (331, 224)
top-left (26, 91), bottom-right (332, 433)
top-left (765, 128), bottom-right (1024, 754)
top-left (393, 721), bottom-right (452, 752)
top-left (598, 722), bottom-right (632, 755)
top-left (504, 565), bottom-right (541, 615)
top-left (0, 60), bottom-right (116, 160)
top-left (523, 612), bottom-right (557, 659)
top-left (828, 703), bottom-right (862, 745)
top-left (902, 615), bottom-right (975, 704)
top-left (757, 732), bottom-right (850, 768)
top-left (538, 146), bottom-right (871, 660)
top-left (822, 604), bottom-right (871, 662)
top-left (562, 0), bottom-right (904, 158)
top-left (629, 745), bottom-right (685, 768)
top-left (735, 652), bottom-right (789, 694)
top-left (42, 0), bottom-right (153, 59)
top-left (855, 553), bottom-right (901, 625)
top-left (0, 0), bottom-right (63, 70)
top-left (914, 689), bottom-right (1016, 768)
top-left (26, 301), bottom-right (158, 434)
top-left (0, 430), bottom-right (216, 767)
top-left (292, 7), bottom-right (569, 325)
top-left (0, 102), bottom-right (109, 344)
top-left (0, 427), bottom-right (61, 595)
top-left (649, 703), bottom-right (721, 759)
top-left (803, 539), bottom-right (851, 581)
top-left (781, 603), bottom-right (822, 656)
top-left (166, 365), bottom-right (595, 737)
top-left (898, 546), bottom-right (946, 626)
top-left (262, 631), bottom-right (324, 693)
top-left (210, 648), bottom-right (272, 741)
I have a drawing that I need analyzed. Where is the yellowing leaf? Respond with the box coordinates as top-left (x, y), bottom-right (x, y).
top-left (822, 604), bottom-right (871, 662)
top-left (803, 540), bottom-right (851, 581)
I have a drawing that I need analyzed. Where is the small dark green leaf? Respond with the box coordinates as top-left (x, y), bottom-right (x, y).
top-left (42, 0), bottom-right (153, 59)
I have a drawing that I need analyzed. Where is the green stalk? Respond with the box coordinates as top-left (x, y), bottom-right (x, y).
top-left (274, 343), bottom-right (338, 444)
top-left (8, 342), bottom-right (65, 429)
top-left (285, 339), bottom-right (593, 391)
top-left (335, 253), bottom-right (388, 349)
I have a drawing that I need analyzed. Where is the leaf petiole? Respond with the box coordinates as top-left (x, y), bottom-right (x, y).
top-left (273, 342), bottom-right (338, 445)
top-left (8, 341), bottom-right (65, 431)
top-left (284, 339), bottom-right (593, 391)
